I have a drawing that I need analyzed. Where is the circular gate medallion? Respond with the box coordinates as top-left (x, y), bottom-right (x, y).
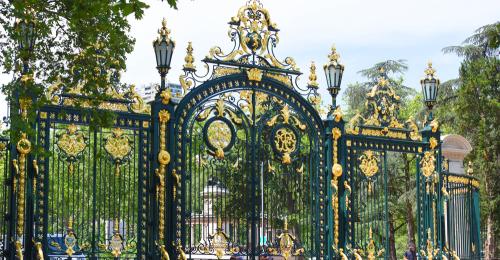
top-left (203, 117), bottom-right (236, 159)
top-left (271, 125), bottom-right (299, 165)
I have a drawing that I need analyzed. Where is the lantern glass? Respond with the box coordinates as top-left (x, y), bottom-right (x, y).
top-left (16, 19), bottom-right (35, 51)
top-left (153, 37), bottom-right (175, 71)
top-left (324, 63), bottom-right (344, 91)
top-left (421, 78), bottom-right (439, 109)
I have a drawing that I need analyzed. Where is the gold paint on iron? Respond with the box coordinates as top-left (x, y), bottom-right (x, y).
top-left (429, 137), bottom-right (438, 150)
top-left (207, 120), bottom-right (232, 160)
top-left (104, 128), bottom-right (133, 176)
top-left (19, 98), bottom-right (31, 121)
top-left (246, 68), bottom-right (263, 82)
top-left (211, 217), bottom-right (230, 259)
top-left (15, 133), bottom-right (31, 238)
top-left (308, 61), bottom-right (319, 88)
top-left (332, 106), bottom-right (343, 123)
top-left (56, 124), bottom-right (87, 174)
top-left (420, 228), bottom-right (439, 260)
top-left (331, 127), bottom-right (342, 248)
top-left (110, 219), bottom-right (123, 257)
top-left (65, 217), bottom-right (77, 256)
top-left (274, 127), bottom-right (297, 165)
top-left (160, 88), bottom-right (172, 105)
top-left (359, 150), bottom-right (379, 178)
top-left (156, 109), bottom-right (171, 243)
top-left (277, 217), bottom-right (304, 260)
top-left (35, 241), bottom-right (44, 260)
top-left (420, 151), bottom-right (436, 178)
top-left (183, 42), bottom-right (196, 71)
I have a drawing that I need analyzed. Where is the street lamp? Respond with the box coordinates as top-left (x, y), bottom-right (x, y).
top-left (14, 15), bottom-right (36, 73)
top-left (420, 62), bottom-right (440, 120)
top-left (323, 46), bottom-right (344, 107)
top-left (153, 18), bottom-right (175, 91)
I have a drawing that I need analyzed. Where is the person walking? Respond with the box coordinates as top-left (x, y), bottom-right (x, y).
top-left (404, 241), bottom-right (417, 260)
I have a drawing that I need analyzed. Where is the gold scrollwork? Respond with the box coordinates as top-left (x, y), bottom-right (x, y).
top-left (420, 229), bottom-right (439, 260)
top-left (274, 127), bottom-right (297, 165)
top-left (160, 88), bottom-right (172, 105)
top-left (15, 133), bottom-right (31, 239)
top-left (56, 124), bottom-right (87, 174)
top-left (207, 120), bottom-right (232, 160)
top-left (156, 109), bottom-right (171, 243)
top-left (104, 128), bottom-right (133, 176)
top-left (210, 218), bottom-right (230, 259)
top-left (246, 68), bottom-right (263, 82)
top-left (331, 127), bottom-right (342, 249)
top-left (332, 106), bottom-right (343, 123)
top-left (420, 151), bottom-right (436, 178)
top-left (277, 217), bottom-right (304, 260)
top-left (359, 150), bottom-right (379, 178)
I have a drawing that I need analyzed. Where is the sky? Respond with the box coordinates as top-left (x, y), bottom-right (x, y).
top-left (1, 0), bottom-right (499, 118)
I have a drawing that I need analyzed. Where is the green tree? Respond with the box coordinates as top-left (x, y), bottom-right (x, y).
top-left (440, 22), bottom-right (499, 259)
top-left (0, 0), bottom-right (180, 141)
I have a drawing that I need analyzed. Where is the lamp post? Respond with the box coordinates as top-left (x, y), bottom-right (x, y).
top-left (324, 46), bottom-right (344, 108)
top-left (153, 18), bottom-right (175, 92)
top-left (15, 15), bottom-right (36, 74)
top-left (420, 62), bottom-right (440, 122)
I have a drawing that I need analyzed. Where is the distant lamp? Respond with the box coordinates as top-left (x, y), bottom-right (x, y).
top-left (14, 15), bottom-right (36, 54)
top-left (323, 46), bottom-right (344, 104)
top-left (420, 62), bottom-right (440, 110)
top-left (153, 18), bottom-right (175, 90)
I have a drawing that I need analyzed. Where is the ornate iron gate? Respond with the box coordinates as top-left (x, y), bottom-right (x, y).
top-left (160, 2), bottom-right (327, 258)
top-left (0, 1), bottom-right (484, 259)
top-left (32, 86), bottom-right (151, 259)
top-left (326, 69), bottom-right (447, 259)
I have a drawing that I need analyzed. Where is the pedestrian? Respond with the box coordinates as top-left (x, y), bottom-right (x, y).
top-left (404, 241), bottom-right (417, 260)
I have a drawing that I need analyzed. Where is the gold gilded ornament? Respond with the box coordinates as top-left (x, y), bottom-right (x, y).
top-left (207, 120), bottom-right (232, 160)
top-left (308, 61), bottom-right (319, 88)
top-left (104, 128), bottom-right (133, 176)
top-left (420, 151), bottom-right (436, 178)
top-left (246, 68), bottom-right (263, 82)
top-left (183, 42), bottom-right (196, 71)
top-left (429, 137), bottom-right (438, 150)
top-left (211, 218), bottom-right (229, 259)
top-left (56, 124), bottom-right (87, 174)
top-left (274, 128), bottom-right (297, 165)
top-left (160, 89), bottom-right (172, 105)
top-left (359, 150), bottom-right (379, 177)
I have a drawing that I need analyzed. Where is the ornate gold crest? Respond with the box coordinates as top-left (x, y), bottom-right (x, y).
top-left (56, 124), bottom-right (87, 174)
top-left (104, 128), bottom-right (133, 176)
top-left (359, 150), bottom-right (379, 177)
top-left (420, 151), bottom-right (436, 178)
top-left (274, 127), bottom-right (297, 165)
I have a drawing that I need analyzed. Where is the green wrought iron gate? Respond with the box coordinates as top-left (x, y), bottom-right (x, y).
top-left (33, 103), bottom-right (151, 259)
top-left (0, 1), bottom-right (483, 259)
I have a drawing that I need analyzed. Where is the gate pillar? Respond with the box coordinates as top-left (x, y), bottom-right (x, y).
top-left (418, 119), bottom-right (443, 258)
top-left (326, 105), bottom-right (348, 259)
top-left (150, 88), bottom-right (177, 259)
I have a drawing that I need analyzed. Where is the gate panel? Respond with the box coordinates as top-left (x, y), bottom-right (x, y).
top-left (36, 108), bottom-right (151, 259)
top-left (348, 148), bottom-right (388, 258)
top-left (173, 80), bottom-right (326, 259)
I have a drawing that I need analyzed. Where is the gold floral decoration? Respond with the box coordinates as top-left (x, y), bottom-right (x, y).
top-left (420, 151), bottom-right (436, 178)
top-left (56, 124), bottom-right (87, 174)
top-left (104, 128), bottom-right (133, 176)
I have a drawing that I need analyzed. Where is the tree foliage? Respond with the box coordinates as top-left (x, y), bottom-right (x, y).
top-left (440, 21), bottom-right (499, 259)
top-left (0, 0), bottom-right (179, 142)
